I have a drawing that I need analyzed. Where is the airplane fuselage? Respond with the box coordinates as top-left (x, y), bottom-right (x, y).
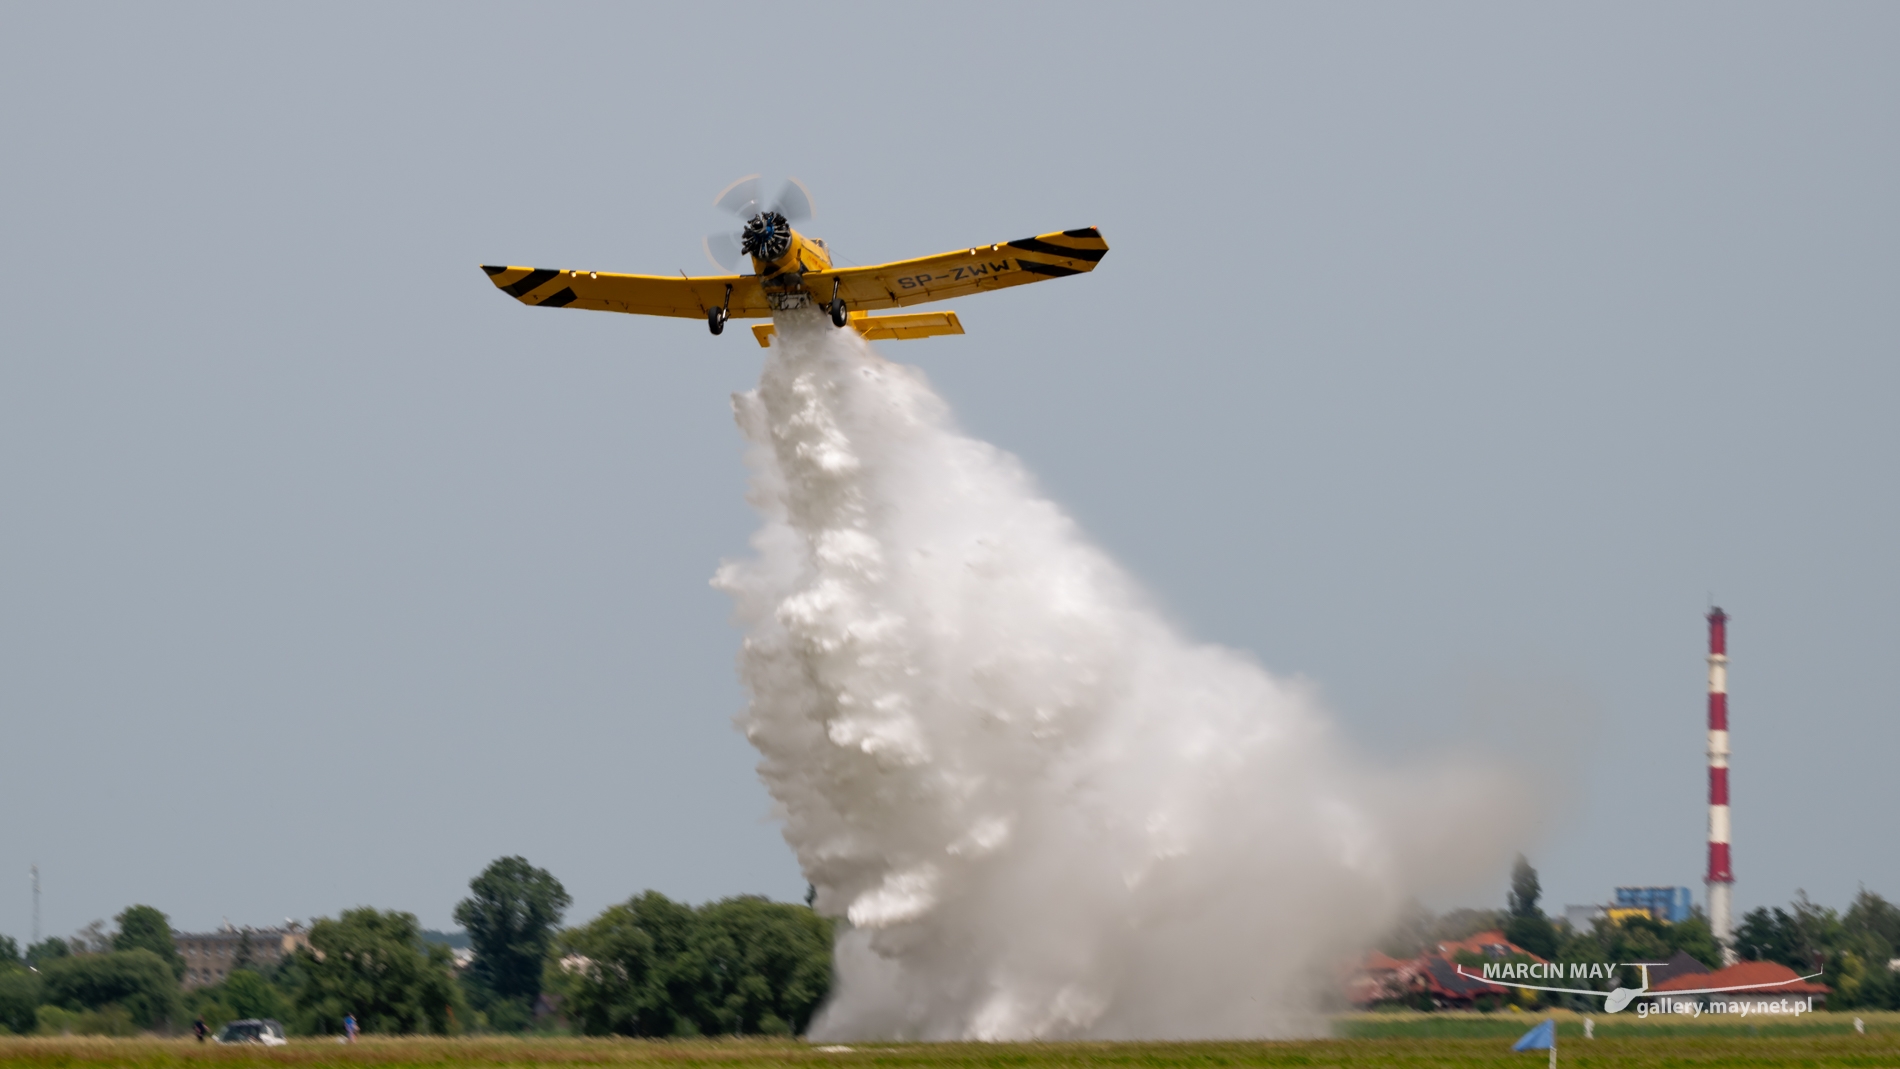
top-left (752, 228), bottom-right (833, 309)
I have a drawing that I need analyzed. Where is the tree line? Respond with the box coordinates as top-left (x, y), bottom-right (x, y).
top-left (1381, 855), bottom-right (1900, 1011)
top-left (0, 858), bottom-right (833, 1037)
top-left (1734, 890), bottom-right (1900, 1009)
top-left (9, 854), bottom-right (1895, 1034)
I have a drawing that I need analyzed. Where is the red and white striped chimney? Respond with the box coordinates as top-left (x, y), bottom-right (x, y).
top-left (1706, 607), bottom-right (1736, 963)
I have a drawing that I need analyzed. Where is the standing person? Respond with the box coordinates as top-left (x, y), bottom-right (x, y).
top-left (343, 1013), bottom-right (358, 1043)
top-left (193, 1017), bottom-right (208, 1043)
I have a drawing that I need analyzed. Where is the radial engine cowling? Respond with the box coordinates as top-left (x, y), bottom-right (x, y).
top-left (740, 211), bottom-right (793, 262)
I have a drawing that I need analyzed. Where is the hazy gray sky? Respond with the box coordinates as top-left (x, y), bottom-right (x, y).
top-left (2, 4), bottom-right (1893, 939)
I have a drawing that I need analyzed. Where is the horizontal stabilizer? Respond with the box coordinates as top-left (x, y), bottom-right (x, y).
top-left (751, 311), bottom-right (965, 348)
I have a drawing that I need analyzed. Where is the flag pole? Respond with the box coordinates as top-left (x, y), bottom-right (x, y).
top-left (1549, 1017), bottom-right (1557, 1069)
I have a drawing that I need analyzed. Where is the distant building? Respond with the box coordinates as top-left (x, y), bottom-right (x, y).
top-left (420, 929), bottom-right (475, 971)
top-left (1614, 886), bottom-right (1693, 923)
top-left (1347, 930), bottom-right (1545, 1010)
top-left (1563, 887), bottom-right (1692, 931)
top-left (1433, 931), bottom-right (1543, 963)
top-left (1645, 949), bottom-right (1716, 986)
top-left (1564, 904), bottom-right (1606, 931)
top-left (174, 923), bottom-right (310, 990)
top-left (1648, 960), bottom-right (1829, 1012)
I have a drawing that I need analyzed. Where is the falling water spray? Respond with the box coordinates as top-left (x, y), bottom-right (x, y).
top-left (715, 313), bottom-right (1519, 1039)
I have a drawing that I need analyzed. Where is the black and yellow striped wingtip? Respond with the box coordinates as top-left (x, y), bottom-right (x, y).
top-left (481, 265), bottom-right (577, 307)
top-left (1002, 228), bottom-right (1109, 278)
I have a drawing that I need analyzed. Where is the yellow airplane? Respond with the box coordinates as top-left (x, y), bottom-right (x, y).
top-left (480, 176), bottom-right (1108, 347)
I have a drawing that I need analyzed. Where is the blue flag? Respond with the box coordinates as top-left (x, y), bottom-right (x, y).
top-left (1513, 1019), bottom-right (1555, 1051)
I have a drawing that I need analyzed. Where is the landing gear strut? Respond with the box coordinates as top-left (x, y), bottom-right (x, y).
top-left (827, 279), bottom-right (847, 328)
top-left (708, 284), bottom-right (732, 335)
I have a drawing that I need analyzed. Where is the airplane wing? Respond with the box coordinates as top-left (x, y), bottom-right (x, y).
top-left (809, 227), bottom-right (1108, 312)
top-left (479, 266), bottom-right (772, 319)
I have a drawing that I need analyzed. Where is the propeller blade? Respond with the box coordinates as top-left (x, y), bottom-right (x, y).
top-left (713, 174), bottom-right (763, 217)
top-left (772, 177), bottom-right (815, 224)
top-left (704, 232), bottom-right (745, 272)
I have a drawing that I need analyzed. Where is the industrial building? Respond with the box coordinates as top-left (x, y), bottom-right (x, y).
top-left (173, 923), bottom-right (310, 990)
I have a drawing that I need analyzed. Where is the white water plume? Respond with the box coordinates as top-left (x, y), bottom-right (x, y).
top-left (714, 312), bottom-right (1521, 1040)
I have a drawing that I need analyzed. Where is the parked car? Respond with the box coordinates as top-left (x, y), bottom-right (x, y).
top-left (215, 1019), bottom-right (287, 1045)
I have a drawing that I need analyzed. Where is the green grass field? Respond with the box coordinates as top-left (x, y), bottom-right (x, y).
top-left (3, 1015), bottom-right (1897, 1069)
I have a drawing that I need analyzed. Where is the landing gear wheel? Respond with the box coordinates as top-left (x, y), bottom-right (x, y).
top-left (828, 298), bottom-right (847, 328)
top-left (708, 307), bottom-right (727, 336)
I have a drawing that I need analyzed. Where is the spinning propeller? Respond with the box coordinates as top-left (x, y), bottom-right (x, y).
top-left (704, 175), bottom-right (816, 272)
